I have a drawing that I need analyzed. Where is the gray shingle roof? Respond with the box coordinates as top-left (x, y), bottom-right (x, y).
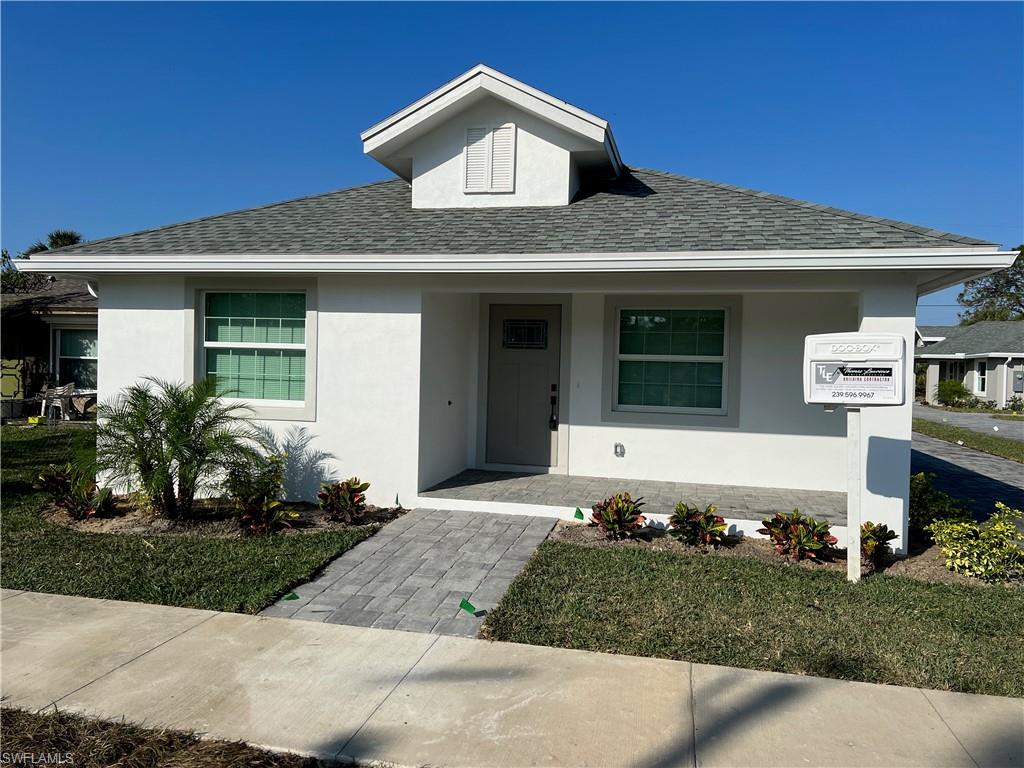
top-left (916, 321), bottom-right (1024, 356)
top-left (1, 276), bottom-right (96, 318)
top-left (917, 325), bottom-right (961, 339)
top-left (41, 168), bottom-right (995, 257)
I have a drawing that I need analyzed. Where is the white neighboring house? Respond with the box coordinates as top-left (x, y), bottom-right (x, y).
top-left (917, 322), bottom-right (1024, 408)
top-left (19, 65), bottom-right (1016, 552)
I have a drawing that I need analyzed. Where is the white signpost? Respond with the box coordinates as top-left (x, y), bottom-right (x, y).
top-left (803, 333), bottom-right (906, 583)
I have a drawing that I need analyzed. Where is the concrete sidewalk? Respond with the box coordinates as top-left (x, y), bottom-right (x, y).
top-left (2, 590), bottom-right (1021, 767)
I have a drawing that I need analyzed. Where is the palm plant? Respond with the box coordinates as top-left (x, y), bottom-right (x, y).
top-left (96, 377), bottom-right (259, 519)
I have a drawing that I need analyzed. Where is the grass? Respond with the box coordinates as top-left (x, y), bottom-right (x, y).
top-left (912, 417), bottom-right (1024, 463)
top-left (0, 708), bottom-right (322, 768)
top-left (0, 425), bottom-right (370, 613)
top-left (483, 541), bottom-right (1024, 697)
top-left (992, 413), bottom-right (1024, 421)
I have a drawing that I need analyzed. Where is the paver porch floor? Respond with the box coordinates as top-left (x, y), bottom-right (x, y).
top-left (261, 508), bottom-right (555, 637)
top-left (423, 469), bottom-right (848, 523)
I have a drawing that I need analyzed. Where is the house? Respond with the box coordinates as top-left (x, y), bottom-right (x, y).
top-left (1, 275), bottom-right (98, 417)
top-left (17, 65), bottom-right (1016, 552)
top-left (917, 321), bottom-right (1024, 408)
top-left (915, 325), bottom-right (961, 348)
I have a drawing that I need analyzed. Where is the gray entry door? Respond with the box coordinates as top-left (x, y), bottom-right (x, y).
top-left (486, 304), bottom-right (561, 466)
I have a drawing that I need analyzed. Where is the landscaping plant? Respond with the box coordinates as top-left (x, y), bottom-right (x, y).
top-left (757, 509), bottom-right (837, 562)
top-left (590, 492), bottom-right (646, 538)
top-left (928, 502), bottom-right (1024, 583)
top-left (936, 379), bottom-right (971, 406)
top-left (95, 378), bottom-right (260, 519)
top-left (319, 477), bottom-right (371, 523)
top-left (668, 502), bottom-right (727, 549)
top-left (908, 472), bottom-right (971, 543)
top-left (35, 462), bottom-right (112, 520)
top-left (225, 453), bottom-right (297, 535)
top-left (860, 521), bottom-right (898, 572)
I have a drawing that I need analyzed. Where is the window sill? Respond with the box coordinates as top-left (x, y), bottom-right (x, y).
top-left (221, 397), bottom-right (315, 423)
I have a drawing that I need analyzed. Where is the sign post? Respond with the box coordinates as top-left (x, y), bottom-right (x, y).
top-left (803, 333), bottom-right (906, 583)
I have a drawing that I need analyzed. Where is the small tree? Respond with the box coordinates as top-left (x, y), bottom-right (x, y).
top-left (96, 378), bottom-right (259, 519)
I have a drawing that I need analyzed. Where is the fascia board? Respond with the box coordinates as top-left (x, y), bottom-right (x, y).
top-left (15, 248), bottom-right (1016, 276)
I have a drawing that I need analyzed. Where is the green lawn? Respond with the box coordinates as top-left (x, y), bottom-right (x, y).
top-left (913, 417), bottom-right (1024, 463)
top-left (483, 541), bottom-right (1024, 697)
top-left (0, 425), bottom-right (370, 613)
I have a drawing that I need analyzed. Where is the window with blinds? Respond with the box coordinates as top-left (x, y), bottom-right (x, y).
top-left (464, 124), bottom-right (516, 193)
top-left (203, 292), bottom-right (306, 402)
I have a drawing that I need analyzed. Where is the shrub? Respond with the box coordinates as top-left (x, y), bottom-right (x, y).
top-left (860, 521), bottom-right (898, 568)
top-left (590, 492), bottom-right (646, 539)
top-left (668, 502), bottom-right (727, 549)
top-left (908, 472), bottom-right (971, 542)
top-left (225, 454), bottom-right (296, 535)
top-left (757, 509), bottom-right (837, 562)
top-left (1007, 396), bottom-right (1024, 413)
top-left (96, 378), bottom-right (259, 519)
top-left (36, 463), bottom-right (112, 520)
top-left (929, 503), bottom-right (1024, 582)
top-left (937, 379), bottom-right (971, 406)
top-left (319, 477), bottom-right (371, 523)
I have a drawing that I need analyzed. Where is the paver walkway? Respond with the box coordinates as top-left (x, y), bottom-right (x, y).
top-left (261, 508), bottom-right (555, 637)
top-left (914, 404), bottom-right (1024, 442)
top-left (423, 469), bottom-right (848, 523)
top-left (911, 432), bottom-right (1024, 518)
top-left (3, 591), bottom-right (1021, 767)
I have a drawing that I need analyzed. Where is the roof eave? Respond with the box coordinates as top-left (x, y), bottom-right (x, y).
top-left (14, 247), bottom-right (1015, 276)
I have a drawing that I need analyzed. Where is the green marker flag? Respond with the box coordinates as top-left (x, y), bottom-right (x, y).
top-left (282, 592), bottom-right (299, 601)
top-left (459, 598), bottom-right (477, 615)
top-left (574, 507), bottom-right (585, 520)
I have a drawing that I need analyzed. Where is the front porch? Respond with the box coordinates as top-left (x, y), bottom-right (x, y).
top-left (422, 470), bottom-right (847, 526)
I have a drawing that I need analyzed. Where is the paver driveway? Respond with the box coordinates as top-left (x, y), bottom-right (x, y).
top-left (261, 508), bottom-right (555, 636)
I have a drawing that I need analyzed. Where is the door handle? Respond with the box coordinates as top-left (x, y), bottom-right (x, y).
top-left (548, 384), bottom-right (558, 431)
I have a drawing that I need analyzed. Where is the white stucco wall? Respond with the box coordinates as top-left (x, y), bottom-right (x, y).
top-left (566, 292), bottom-right (858, 492)
top-left (418, 292), bottom-right (479, 490)
top-left (97, 275), bottom-right (423, 508)
top-left (406, 96), bottom-right (591, 209)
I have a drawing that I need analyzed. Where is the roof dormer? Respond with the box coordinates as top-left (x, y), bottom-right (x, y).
top-left (360, 65), bottom-right (621, 209)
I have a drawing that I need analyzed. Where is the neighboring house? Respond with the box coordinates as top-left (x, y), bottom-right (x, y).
top-left (18, 65), bottom-right (1016, 551)
top-left (915, 325), bottom-right (961, 348)
top-left (1, 275), bottom-right (98, 416)
top-left (917, 321), bottom-right (1024, 408)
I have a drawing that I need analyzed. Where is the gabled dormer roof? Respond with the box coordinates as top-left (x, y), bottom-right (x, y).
top-left (360, 64), bottom-right (622, 181)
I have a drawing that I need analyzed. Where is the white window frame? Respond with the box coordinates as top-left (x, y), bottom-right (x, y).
top-left (193, 284), bottom-right (317, 421)
top-left (975, 360), bottom-right (988, 394)
top-left (463, 124), bottom-right (516, 194)
top-left (612, 307), bottom-right (730, 416)
top-left (53, 327), bottom-right (98, 391)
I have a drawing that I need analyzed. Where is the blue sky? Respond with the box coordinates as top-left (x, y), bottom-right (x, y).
top-left (3, 2), bottom-right (1021, 323)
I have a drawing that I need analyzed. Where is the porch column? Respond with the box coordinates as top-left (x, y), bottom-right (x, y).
top-left (858, 280), bottom-right (916, 554)
top-left (924, 361), bottom-right (940, 404)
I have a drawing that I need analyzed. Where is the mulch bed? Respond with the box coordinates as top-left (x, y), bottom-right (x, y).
top-left (42, 499), bottom-right (405, 538)
top-left (549, 521), bottom-right (986, 587)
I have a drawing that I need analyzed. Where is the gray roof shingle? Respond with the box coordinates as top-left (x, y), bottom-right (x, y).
top-left (1, 276), bottom-right (96, 318)
top-left (916, 321), bottom-right (1024, 356)
top-left (39, 168), bottom-right (995, 258)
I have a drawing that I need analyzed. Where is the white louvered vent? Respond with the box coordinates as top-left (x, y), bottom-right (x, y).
top-left (489, 123), bottom-right (516, 192)
top-left (464, 127), bottom-right (489, 192)
top-left (463, 124), bottom-right (516, 194)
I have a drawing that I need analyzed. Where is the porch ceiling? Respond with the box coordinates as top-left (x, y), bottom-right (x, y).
top-left (422, 470), bottom-right (846, 525)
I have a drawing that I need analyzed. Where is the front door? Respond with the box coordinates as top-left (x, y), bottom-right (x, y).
top-left (486, 304), bottom-right (561, 466)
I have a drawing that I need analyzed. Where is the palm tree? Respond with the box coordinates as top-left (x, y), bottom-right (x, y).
top-left (22, 229), bottom-right (83, 256)
top-left (95, 378), bottom-right (260, 519)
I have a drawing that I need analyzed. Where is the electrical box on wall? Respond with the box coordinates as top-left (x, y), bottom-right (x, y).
top-left (803, 333), bottom-right (906, 407)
